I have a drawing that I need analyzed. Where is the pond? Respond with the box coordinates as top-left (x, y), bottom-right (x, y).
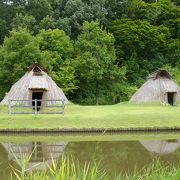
top-left (0, 132), bottom-right (180, 179)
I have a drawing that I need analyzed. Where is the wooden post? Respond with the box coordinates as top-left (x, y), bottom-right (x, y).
top-left (35, 99), bottom-right (37, 114)
top-left (8, 100), bottom-right (11, 115)
top-left (62, 99), bottom-right (65, 116)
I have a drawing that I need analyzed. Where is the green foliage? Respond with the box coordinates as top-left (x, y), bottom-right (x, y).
top-left (0, 18), bottom-right (7, 43)
top-left (26, 0), bottom-right (53, 23)
top-left (51, 0), bottom-right (126, 40)
top-left (38, 29), bottom-right (77, 95)
top-left (110, 18), bottom-right (173, 85)
top-left (166, 39), bottom-right (180, 66)
top-left (51, 61), bottom-right (78, 95)
top-left (11, 13), bottom-right (36, 31)
top-left (0, 28), bottom-right (76, 100)
top-left (122, 0), bottom-right (180, 25)
top-left (74, 21), bottom-right (126, 104)
top-left (111, 18), bottom-right (170, 60)
top-left (0, 28), bottom-right (46, 99)
top-left (0, 0), bottom-right (179, 104)
top-left (39, 15), bottom-right (56, 30)
top-left (163, 65), bottom-right (180, 86)
top-left (38, 29), bottom-right (74, 67)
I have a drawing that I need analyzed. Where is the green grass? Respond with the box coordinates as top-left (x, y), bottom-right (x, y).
top-left (0, 103), bottom-right (180, 129)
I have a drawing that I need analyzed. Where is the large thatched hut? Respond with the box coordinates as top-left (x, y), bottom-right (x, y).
top-left (0, 64), bottom-right (68, 108)
top-left (130, 70), bottom-right (180, 105)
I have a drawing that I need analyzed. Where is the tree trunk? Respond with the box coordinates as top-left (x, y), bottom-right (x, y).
top-left (96, 80), bottom-right (99, 105)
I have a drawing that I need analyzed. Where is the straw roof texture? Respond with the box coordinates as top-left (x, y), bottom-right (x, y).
top-left (130, 70), bottom-right (180, 104)
top-left (1, 64), bottom-right (68, 105)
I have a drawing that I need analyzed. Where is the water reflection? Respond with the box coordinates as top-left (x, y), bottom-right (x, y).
top-left (0, 139), bottom-right (180, 179)
top-left (139, 140), bottom-right (180, 155)
top-left (2, 141), bottom-right (67, 171)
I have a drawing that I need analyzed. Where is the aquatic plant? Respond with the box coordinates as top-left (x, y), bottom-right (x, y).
top-left (10, 154), bottom-right (107, 180)
top-left (9, 154), bottom-right (180, 180)
top-left (119, 160), bottom-right (180, 180)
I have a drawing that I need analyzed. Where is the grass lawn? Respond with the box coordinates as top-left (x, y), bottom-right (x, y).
top-left (0, 103), bottom-right (179, 130)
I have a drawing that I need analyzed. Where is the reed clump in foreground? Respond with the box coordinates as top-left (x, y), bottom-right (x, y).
top-left (9, 154), bottom-right (180, 180)
top-left (10, 154), bottom-right (107, 180)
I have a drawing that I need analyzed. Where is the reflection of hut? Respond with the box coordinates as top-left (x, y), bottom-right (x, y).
top-left (2, 141), bottom-right (67, 171)
top-left (0, 64), bottom-right (68, 109)
top-left (131, 70), bottom-right (180, 105)
top-left (140, 140), bottom-right (180, 155)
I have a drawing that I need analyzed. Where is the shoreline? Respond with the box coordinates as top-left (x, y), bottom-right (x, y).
top-left (0, 127), bottom-right (180, 134)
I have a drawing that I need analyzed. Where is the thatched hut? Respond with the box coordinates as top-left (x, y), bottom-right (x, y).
top-left (140, 140), bottom-right (180, 155)
top-left (130, 70), bottom-right (180, 105)
top-left (0, 64), bottom-right (68, 108)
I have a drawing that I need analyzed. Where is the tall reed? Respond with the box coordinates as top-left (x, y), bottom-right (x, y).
top-left (9, 155), bottom-right (180, 180)
top-left (10, 154), bottom-right (107, 180)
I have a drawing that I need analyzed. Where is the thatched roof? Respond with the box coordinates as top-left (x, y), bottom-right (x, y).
top-left (140, 140), bottom-right (180, 155)
top-left (1, 64), bottom-right (68, 105)
top-left (148, 70), bottom-right (171, 80)
top-left (28, 74), bottom-right (49, 90)
top-left (27, 63), bottom-right (47, 72)
top-left (130, 69), bottom-right (180, 104)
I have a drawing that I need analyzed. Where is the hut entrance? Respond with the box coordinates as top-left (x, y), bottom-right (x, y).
top-left (32, 92), bottom-right (43, 111)
top-left (167, 92), bottom-right (175, 105)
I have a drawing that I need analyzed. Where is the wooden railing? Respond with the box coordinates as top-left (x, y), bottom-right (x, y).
top-left (8, 99), bottom-right (65, 115)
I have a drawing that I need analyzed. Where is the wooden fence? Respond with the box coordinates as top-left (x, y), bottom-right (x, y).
top-left (8, 99), bottom-right (65, 115)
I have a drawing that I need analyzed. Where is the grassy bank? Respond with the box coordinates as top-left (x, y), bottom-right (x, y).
top-left (0, 103), bottom-right (180, 130)
top-left (1, 132), bottom-right (180, 142)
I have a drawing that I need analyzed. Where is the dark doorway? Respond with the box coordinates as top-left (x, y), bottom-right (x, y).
top-left (32, 92), bottom-right (43, 111)
top-left (167, 92), bottom-right (174, 105)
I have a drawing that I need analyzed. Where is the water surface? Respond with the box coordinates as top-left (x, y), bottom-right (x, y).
top-left (0, 133), bottom-right (180, 179)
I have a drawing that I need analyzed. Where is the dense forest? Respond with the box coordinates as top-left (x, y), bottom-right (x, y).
top-left (0, 0), bottom-right (179, 105)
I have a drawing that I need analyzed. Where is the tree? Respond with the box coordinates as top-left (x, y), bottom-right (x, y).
top-left (74, 21), bottom-right (126, 105)
top-left (55, 0), bottom-right (89, 39)
top-left (111, 18), bottom-right (170, 60)
top-left (163, 65), bottom-right (180, 86)
top-left (110, 18), bottom-right (171, 85)
top-left (121, 0), bottom-right (180, 25)
top-left (0, 1), bottom-right (15, 43)
top-left (0, 19), bottom-right (7, 43)
top-left (26, 0), bottom-right (53, 23)
top-left (52, 0), bottom-right (125, 40)
top-left (0, 28), bottom-right (46, 100)
top-left (39, 15), bottom-right (56, 30)
top-left (0, 0), bottom-right (179, 103)
top-left (11, 13), bottom-right (36, 31)
top-left (38, 29), bottom-right (77, 95)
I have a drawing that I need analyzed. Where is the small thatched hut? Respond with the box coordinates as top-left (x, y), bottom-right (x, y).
top-left (130, 70), bottom-right (180, 105)
top-left (0, 64), bottom-right (68, 108)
